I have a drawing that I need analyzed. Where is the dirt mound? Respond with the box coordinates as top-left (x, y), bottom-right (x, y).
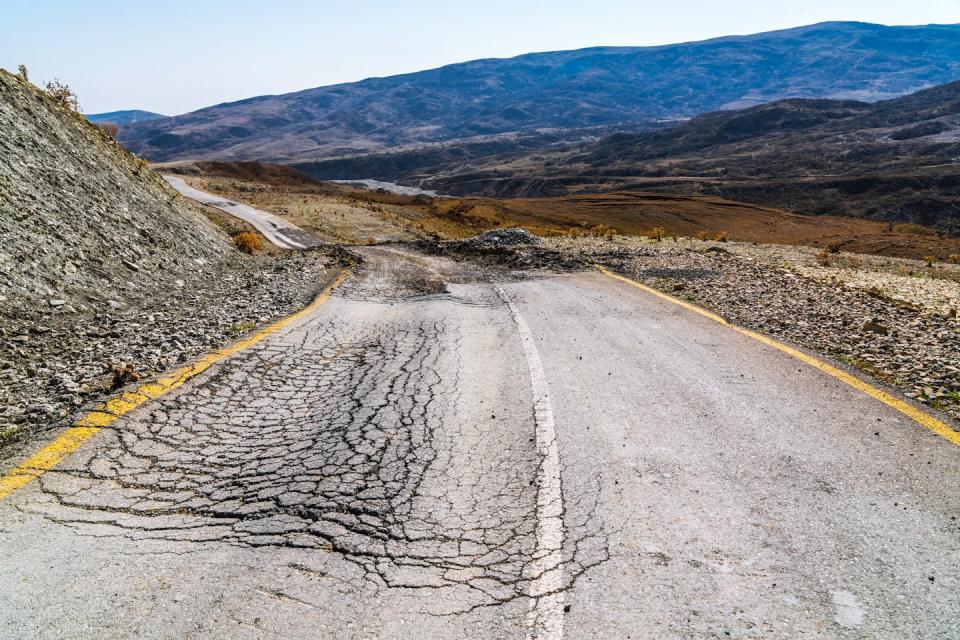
top-left (0, 69), bottom-right (238, 314)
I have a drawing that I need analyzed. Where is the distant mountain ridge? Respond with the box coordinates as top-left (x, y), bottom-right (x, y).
top-left (389, 81), bottom-right (960, 232)
top-left (88, 110), bottom-right (166, 125)
top-left (119, 21), bottom-right (960, 163)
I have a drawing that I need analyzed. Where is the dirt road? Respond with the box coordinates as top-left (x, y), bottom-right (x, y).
top-left (1, 247), bottom-right (957, 639)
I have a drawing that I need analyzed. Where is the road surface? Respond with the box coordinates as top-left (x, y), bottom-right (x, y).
top-left (163, 175), bottom-right (321, 250)
top-left (1, 247), bottom-right (958, 639)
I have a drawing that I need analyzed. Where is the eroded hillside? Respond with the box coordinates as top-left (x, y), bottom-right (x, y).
top-left (0, 70), bottom-right (335, 448)
top-left (0, 69), bottom-right (237, 313)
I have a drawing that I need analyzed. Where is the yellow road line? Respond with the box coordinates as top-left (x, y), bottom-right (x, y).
top-left (0, 269), bottom-right (351, 501)
top-left (596, 265), bottom-right (960, 447)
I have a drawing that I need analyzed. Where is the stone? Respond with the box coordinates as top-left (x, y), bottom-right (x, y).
top-left (862, 321), bottom-right (889, 335)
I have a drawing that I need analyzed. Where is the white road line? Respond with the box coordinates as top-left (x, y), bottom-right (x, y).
top-left (163, 175), bottom-right (309, 250)
top-left (496, 285), bottom-right (566, 640)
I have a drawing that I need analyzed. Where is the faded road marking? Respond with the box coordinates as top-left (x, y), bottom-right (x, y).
top-left (0, 269), bottom-right (351, 502)
top-left (496, 286), bottom-right (565, 640)
top-left (597, 265), bottom-right (960, 447)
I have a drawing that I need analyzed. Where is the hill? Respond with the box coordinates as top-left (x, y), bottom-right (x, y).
top-left (87, 109), bottom-right (167, 125)
top-left (368, 81), bottom-right (960, 232)
top-left (118, 21), bottom-right (960, 163)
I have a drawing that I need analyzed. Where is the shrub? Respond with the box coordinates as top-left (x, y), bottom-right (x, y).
top-left (16, 64), bottom-right (28, 81)
top-left (815, 250), bottom-right (832, 267)
top-left (826, 240), bottom-right (843, 254)
top-left (644, 226), bottom-right (666, 241)
top-left (110, 363), bottom-right (141, 390)
top-left (948, 254), bottom-right (960, 264)
top-left (96, 122), bottom-right (119, 139)
top-left (924, 255), bottom-right (937, 267)
top-left (695, 231), bottom-right (709, 241)
top-left (592, 224), bottom-right (617, 239)
top-left (44, 78), bottom-right (80, 111)
top-left (233, 231), bottom-right (264, 254)
top-left (714, 231), bottom-right (728, 242)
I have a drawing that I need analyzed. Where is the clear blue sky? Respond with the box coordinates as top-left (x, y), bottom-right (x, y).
top-left (4, 0), bottom-right (959, 115)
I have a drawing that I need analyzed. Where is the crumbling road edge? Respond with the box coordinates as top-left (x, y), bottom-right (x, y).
top-left (0, 268), bottom-right (353, 501)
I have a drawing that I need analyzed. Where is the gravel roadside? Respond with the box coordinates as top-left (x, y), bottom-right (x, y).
top-left (544, 236), bottom-right (960, 427)
top-left (0, 251), bottom-right (339, 451)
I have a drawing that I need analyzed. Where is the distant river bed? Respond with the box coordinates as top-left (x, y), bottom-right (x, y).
top-left (331, 179), bottom-right (440, 197)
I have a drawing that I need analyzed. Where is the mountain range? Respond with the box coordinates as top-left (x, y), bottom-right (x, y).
top-left (357, 81), bottom-right (959, 232)
top-left (119, 21), bottom-right (960, 164)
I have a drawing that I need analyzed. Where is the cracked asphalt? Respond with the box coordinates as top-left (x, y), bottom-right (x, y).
top-left (1, 247), bottom-right (958, 639)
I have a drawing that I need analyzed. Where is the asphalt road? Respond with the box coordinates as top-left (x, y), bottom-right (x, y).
top-left (163, 176), bottom-right (321, 250)
top-left (1, 247), bottom-right (958, 639)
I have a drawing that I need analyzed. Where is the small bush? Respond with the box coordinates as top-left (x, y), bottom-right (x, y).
top-left (644, 226), bottom-right (666, 241)
top-left (924, 255), bottom-right (938, 267)
top-left (17, 64), bottom-right (28, 81)
top-left (695, 231), bottom-right (709, 241)
top-left (233, 231), bottom-right (264, 254)
top-left (96, 122), bottom-right (119, 139)
top-left (714, 231), bottom-right (728, 242)
top-left (109, 363), bottom-right (141, 390)
top-left (815, 250), bottom-right (832, 267)
top-left (948, 254), bottom-right (960, 264)
top-left (44, 78), bottom-right (80, 111)
top-left (826, 240), bottom-right (843, 254)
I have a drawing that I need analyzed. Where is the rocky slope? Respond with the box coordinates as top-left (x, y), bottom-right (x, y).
top-left (0, 69), bottom-right (335, 448)
top-left (0, 69), bottom-right (237, 313)
top-left (118, 22), bottom-right (960, 163)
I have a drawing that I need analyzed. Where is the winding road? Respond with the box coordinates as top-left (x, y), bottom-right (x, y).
top-left (1, 244), bottom-right (958, 639)
top-left (163, 175), bottom-right (321, 250)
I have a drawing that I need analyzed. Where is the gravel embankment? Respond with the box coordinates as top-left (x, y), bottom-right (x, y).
top-left (545, 236), bottom-right (960, 425)
top-left (0, 252), bottom-right (337, 448)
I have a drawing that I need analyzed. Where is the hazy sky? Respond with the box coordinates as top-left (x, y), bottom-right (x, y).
top-left (4, 0), bottom-right (959, 115)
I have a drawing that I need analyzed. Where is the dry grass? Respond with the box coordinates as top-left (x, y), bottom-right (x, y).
top-left (96, 122), bottom-right (119, 139)
top-left (170, 162), bottom-right (960, 260)
top-left (893, 223), bottom-right (938, 236)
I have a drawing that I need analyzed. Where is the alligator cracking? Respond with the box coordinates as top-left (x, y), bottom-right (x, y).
top-left (15, 246), bottom-right (610, 618)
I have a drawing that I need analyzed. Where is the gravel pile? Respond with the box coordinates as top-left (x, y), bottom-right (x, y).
top-left (545, 236), bottom-right (960, 425)
top-left (1, 252), bottom-right (335, 447)
top-left (419, 228), bottom-right (589, 270)
top-left (448, 227), bottom-right (541, 250)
